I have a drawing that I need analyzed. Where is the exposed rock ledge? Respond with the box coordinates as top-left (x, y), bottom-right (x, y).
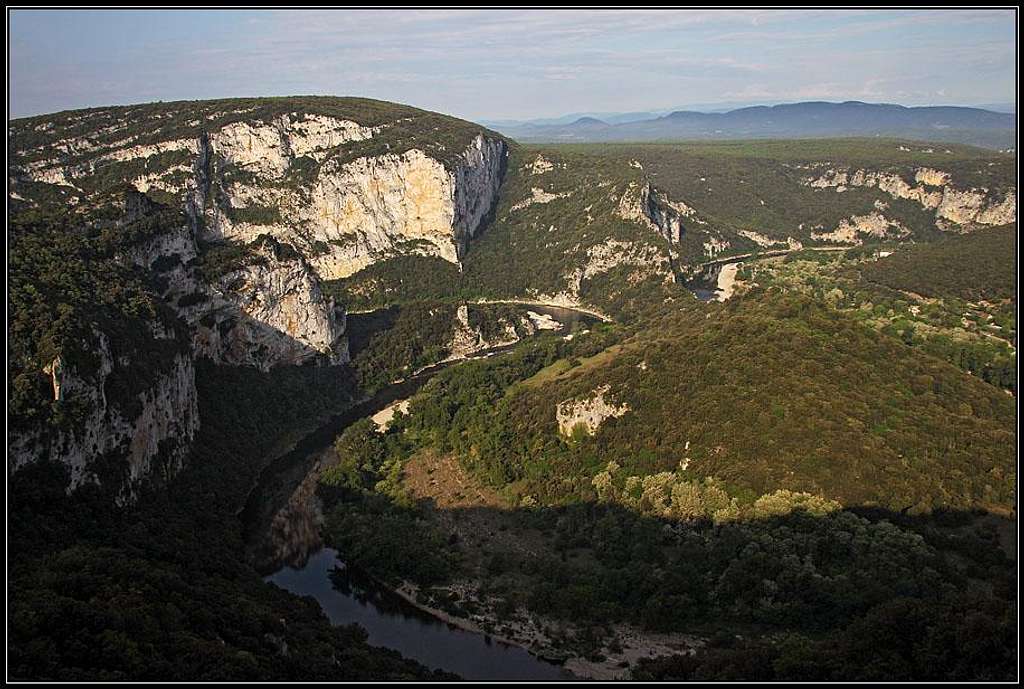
top-left (201, 133), bottom-right (508, 280)
top-left (805, 167), bottom-right (1016, 229)
top-left (811, 211), bottom-right (910, 244)
top-left (9, 339), bottom-right (199, 501)
top-left (557, 384), bottom-right (630, 437)
top-left (198, 239), bottom-right (349, 369)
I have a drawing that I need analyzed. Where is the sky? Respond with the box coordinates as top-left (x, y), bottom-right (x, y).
top-left (7, 9), bottom-right (1018, 121)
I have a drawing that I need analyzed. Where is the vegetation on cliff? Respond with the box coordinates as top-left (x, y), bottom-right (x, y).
top-left (8, 201), bottom-right (190, 435)
top-left (7, 97), bottom-right (1017, 681)
top-left (8, 362), bottom-right (450, 681)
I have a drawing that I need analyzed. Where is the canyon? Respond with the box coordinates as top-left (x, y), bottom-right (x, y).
top-left (7, 96), bottom-right (1018, 682)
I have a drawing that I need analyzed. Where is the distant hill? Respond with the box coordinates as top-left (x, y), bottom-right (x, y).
top-left (492, 101), bottom-right (1016, 149)
top-left (481, 110), bottom-right (660, 129)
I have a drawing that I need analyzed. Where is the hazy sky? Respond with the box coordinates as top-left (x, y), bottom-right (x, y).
top-left (8, 9), bottom-right (1017, 120)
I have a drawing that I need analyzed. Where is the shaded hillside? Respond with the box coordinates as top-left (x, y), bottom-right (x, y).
top-left (8, 362), bottom-right (450, 681)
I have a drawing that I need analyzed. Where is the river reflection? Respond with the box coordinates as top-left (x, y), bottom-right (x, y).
top-left (266, 548), bottom-right (572, 681)
top-left (251, 304), bottom-right (599, 680)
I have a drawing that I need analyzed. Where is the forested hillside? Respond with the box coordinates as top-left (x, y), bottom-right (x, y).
top-left (6, 97), bottom-right (1017, 681)
top-left (8, 362), bottom-right (450, 680)
top-left (326, 139), bottom-right (1015, 322)
top-left (312, 208), bottom-right (1016, 677)
top-left (860, 224), bottom-right (1016, 300)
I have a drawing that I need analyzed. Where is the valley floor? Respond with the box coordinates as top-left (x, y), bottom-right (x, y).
top-left (393, 451), bottom-right (708, 679)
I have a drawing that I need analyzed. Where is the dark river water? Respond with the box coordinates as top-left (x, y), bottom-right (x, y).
top-left (246, 304), bottom-right (595, 680)
top-left (266, 548), bottom-right (572, 680)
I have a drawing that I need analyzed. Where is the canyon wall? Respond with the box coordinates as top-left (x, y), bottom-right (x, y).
top-left (8, 100), bottom-right (508, 495)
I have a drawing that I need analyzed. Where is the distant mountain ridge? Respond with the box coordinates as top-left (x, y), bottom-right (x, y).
top-left (490, 101), bottom-right (1016, 149)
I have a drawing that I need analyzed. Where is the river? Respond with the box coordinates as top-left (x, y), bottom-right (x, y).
top-left (266, 549), bottom-right (572, 680)
top-left (246, 304), bottom-right (595, 680)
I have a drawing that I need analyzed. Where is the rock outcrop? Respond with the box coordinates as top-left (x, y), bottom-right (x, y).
top-left (811, 211), bottom-right (910, 244)
top-left (617, 181), bottom-right (690, 245)
top-left (8, 333), bottom-right (199, 502)
top-left (556, 385), bottom-right (630, 437)
top-left (8, 98), bottom-right (508, 496)
top-left (122, 192), bottom-right (348, 371)
top-left (448, 304), bottom-right (535, 359)
top-left (195, 239), bottom-right (349, 369)
top-left (805, 166), bottom-right (1016, 230)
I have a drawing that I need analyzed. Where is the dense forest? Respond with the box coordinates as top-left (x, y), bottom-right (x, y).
top-left (315, 326), bottom-right (1016, 677)
top-left (382, 293), bottom-right (1016, 512)
top-left (860, 224), bottom-right (1016, 301)
top-left (8, 361), bottom-right (451, 680)
top-left (736, 237), bottom-right (1017, 392)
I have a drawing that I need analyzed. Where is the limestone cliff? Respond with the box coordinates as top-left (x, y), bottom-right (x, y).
top-left (8, 97), bottom-right (507, 495)
top-left (8, 331), bottom-right (199, 502)
top-left (296, 135), bottom-right (507, 279)
top-left (183, 117), bottom-right (507, 280)
top-left (194, 238), bottom-right (348, 369)
top-left (805, 166), bottom-right (1016, 230)
top-left (119, 191), bottom-right (348, 371)
top-left (811, 211), bottom-right (910, 245)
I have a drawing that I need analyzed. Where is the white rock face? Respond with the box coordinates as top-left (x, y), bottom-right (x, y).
top-left (308, 150), bottom-right (463, 276)
top-left (581, 238), bottom-right (672, 283)
top-left (526, 310), bottom-right (562, 330)
top-left (806, 166), bottom-right (1016, 229)
top-left (511, 186), bottom-right (571, 211)
top-left (197, 241), bottom-right (348, 369)
top-left (206, 133), bottom-right (507, 280)
top-left (371, 399), bottom-right (411, 432)
top-left (8, 334), bottom-right (199, 501)
top-left (208, 114), bottom-right (376, 178)
top-left (812, 211), bottom-right (909, 244)
top-left (714, 263), bottom-right (741, 302)
top-left (557, 385), bottom-right (630, 437)
top-left (447, 304), bottom-right (533, 359)
top-left (915, 167), bottom-right (951, 186)
top-left (737, 229), bottom-right (778, 248)
top-left (617, 182), bottom-right (692, 243)
top-left (703, 236), bottom-right (732, 258)
top-left (454, 134), bottom-right (508, 244)
top-left (122, 194), bottom-right (348, 371)
top-left (527, 154), bottom-right (554, 175)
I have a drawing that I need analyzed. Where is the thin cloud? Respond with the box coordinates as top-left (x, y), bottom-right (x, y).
top-left (8, 9), bottom-right (1016, 120)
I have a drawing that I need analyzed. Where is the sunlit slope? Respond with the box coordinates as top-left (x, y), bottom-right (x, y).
top-left (412, 294), bottom-right (1016, 513)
